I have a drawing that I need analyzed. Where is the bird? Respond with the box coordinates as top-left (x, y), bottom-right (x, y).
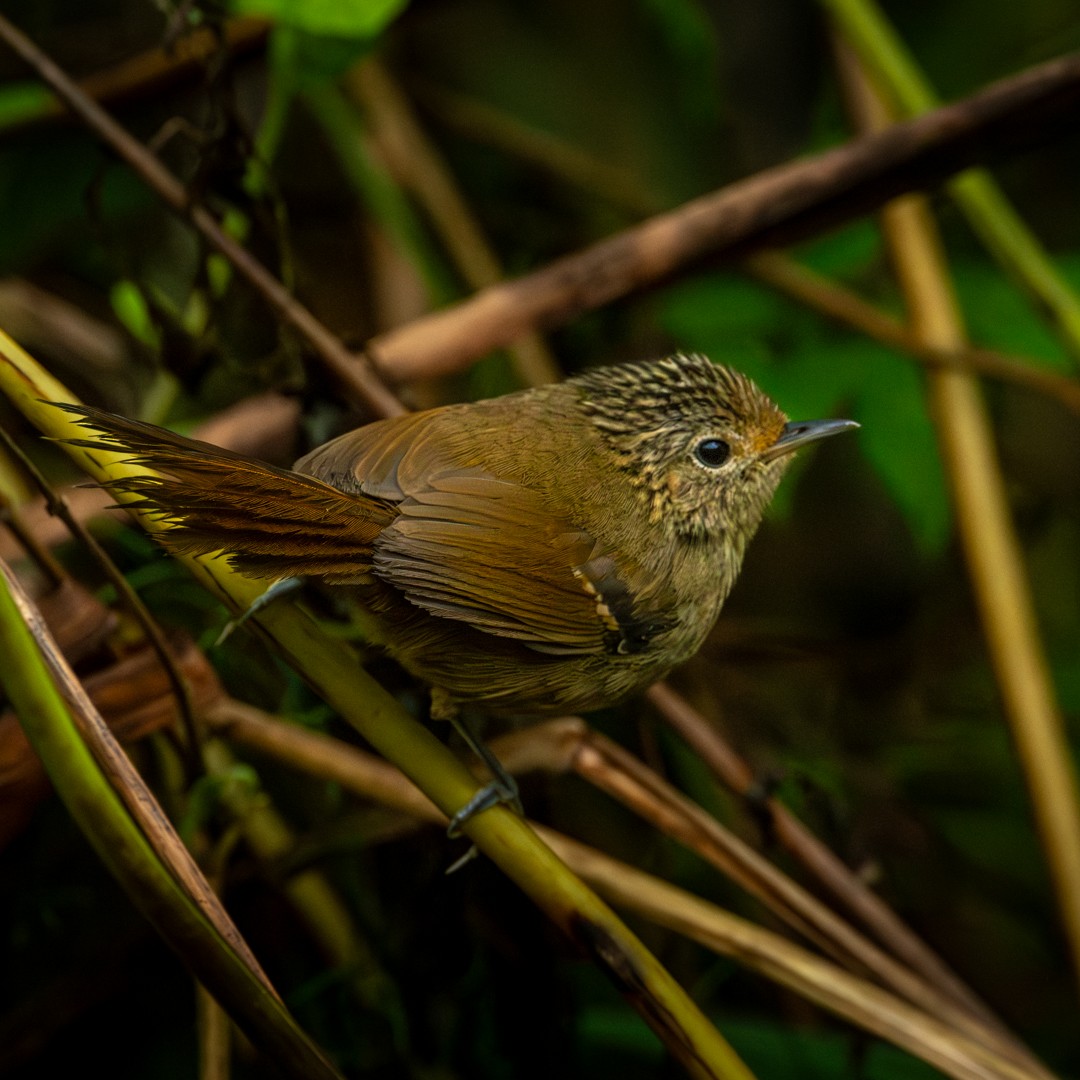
top-left (59, 352), bottom-right (857, 721)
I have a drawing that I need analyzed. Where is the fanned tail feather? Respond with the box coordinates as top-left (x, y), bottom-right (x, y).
top-left (54, 402), bottom-right (395, 582)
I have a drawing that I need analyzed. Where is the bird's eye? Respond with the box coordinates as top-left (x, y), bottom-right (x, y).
top-left (694, 438), bottom-right (730, 468)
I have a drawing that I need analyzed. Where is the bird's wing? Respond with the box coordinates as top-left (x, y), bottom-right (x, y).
top-left (294, 406), bottom-right (460, 501)
top-left (57, 406), bottom-right (670, 653)
top-left (372, 471), bottom-right (671, 656)
top-left (299, 408), bottom-right (674, 654)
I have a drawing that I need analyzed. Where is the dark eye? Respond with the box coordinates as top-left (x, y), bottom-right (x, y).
top-left (694, 438), bottom-right (730, 468)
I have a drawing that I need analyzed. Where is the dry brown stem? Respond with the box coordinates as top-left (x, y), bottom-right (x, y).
top-left (368, 51), bottom-right (1080, 379)
top-left (646, 682), bottom-right (1010, 1030)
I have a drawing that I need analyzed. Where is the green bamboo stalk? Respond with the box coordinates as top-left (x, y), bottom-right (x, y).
top-left (0, 561), bottom-right (343, 1080)
top-left (884, 191), bottom-right (1080, 1002)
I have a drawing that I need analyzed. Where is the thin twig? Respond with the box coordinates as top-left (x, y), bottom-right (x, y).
top-left (0, 13), bottom-right (403, 419)
top-left (745, 253), bottom-right (1080, 415)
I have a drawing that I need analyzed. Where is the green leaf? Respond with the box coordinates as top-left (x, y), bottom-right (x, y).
top-left (231, 0), bottom-right (410, 38)
top-left (723, 1017), bottom-right (941, 1079)
top-left (636, 0), bottom-right (721, 131)
top-left (270, 26), bottom-right (376, 85)
top-left (661, 272), bottom-right (790, 343)
top-left (109, 280), bottom-right (161, 349)
top-left (953, 257), bottom-right (1072, 371)
top-left (234, 0), bottom-right (411, 87)
top-left (849, 344), bottom-right (951, 553)
top-left (0, 81), bottom-right (55, 131)
top-left (797, 219), bottom-right (883, 278)
top-left (934, 808), bottom-right (1046, 884)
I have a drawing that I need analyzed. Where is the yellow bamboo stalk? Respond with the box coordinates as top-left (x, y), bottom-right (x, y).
top-left (843, 52), bottom-right (1080, 995)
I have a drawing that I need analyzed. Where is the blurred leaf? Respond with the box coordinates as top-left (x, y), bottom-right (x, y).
top-left (231, 0), bottom-right (410, 38)
top-left (577, 1003), bottom-right (665, 1062)
top-left (302, 83), bottom-right (456, 302)
top-left (1050, 657), bottom-right (1080, 714)
top-left (110, 280), bottom-right (161, 349)
top-left (724, 1018), bottom-right (941, 1079)
top-left (248, 0), bottom-right (412, 90)
top-left (268, 26), bottom-right (376, 85)
top-left (661, 272), bottom-right (791, 344)
top-left (636, 0), bottom-right (721, 132)
top-left (953, 257), bottom-right (1073, 371)
top-left (0, 134), bottom-right (149, 275)
top-left (798, 219), bottom-right (884, 279)
top-left (934, 808), bottom-right (1046, 885)
top-left (181, 766), bottom-right (261, 845)
top-left (0, 81), bottom-right (54, 131)
top-left (848, 344), bottom-right (950, 552)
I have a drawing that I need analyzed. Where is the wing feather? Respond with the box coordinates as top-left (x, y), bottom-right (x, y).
top-left (373, 473), bottom-right (665, 655)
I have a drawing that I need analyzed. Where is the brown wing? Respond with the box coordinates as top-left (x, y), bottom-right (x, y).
top-left (371, 474), bottom-right (607, 653)
top-left (298, 407), bottom-right (674, 655)
top-left (56, 403), bottom-right (395, 582)
top-left (294, 406), bottom-right (458, 501)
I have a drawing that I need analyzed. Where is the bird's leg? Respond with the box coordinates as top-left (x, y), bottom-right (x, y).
top-left (444, 714), bottom-right (523, 837)
top-left (432, 690), bottom-right (522, 838)
top-left (215, 576), bottom-right (303, 645)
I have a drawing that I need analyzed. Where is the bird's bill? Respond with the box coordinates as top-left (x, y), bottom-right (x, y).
top-left (762, 418), bottom-right (859, 461)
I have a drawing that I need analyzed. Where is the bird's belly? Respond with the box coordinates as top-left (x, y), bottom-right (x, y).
top-left (362, 583), bottom-right (712, 717)
top-left (363, 587), bottom-right (675, 715)
top-left (408, 644), bottom-right (670, 716)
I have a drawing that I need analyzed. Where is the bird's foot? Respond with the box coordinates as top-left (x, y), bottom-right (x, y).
top-left (445, 773), bottom-right (522, 840)
top-left (444, 774), bottom-right (522, 875)
top-left (437, 702), bottom-right (524, 873)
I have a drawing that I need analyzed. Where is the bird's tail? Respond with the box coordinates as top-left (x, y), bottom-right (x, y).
top-left (54, 402), bottom-right (394, 583)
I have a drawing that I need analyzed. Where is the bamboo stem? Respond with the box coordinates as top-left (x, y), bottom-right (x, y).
top-left (839, 40), bottom-right (1080, 999)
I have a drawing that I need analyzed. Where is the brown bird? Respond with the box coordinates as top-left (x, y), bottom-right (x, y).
top-left (60, 353), bottom-right (856, 720)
